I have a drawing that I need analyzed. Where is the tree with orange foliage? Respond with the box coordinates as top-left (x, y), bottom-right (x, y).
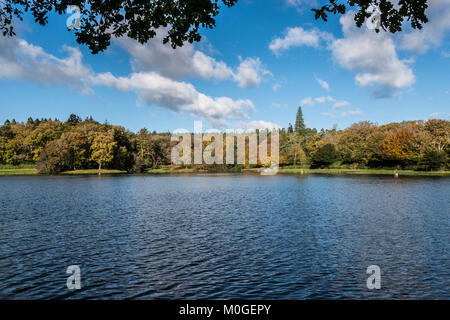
top-left (378, 130), bottom-right (415, 162)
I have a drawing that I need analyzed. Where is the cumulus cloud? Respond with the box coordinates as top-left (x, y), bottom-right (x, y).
top-left (270, 12), bottom-right (416, 95)
top-left (233, 57), bottom-right (272, 88)
top-left (91, 72), bottom-right (255, 121)
top-left (0, 35), bottom-right (256, 122)
top-left (399, 0), bottom-right (450, 53)
top-left (116, 30), bottom-right (270, 88)
top-left (330, 13), bottom-right (415, 93)
top-left (0, 36), bottom-right (93, 94)
top-left (116, 35), bottom-right (233, 80)
top-left (269, 27), bottom-right (332, 55)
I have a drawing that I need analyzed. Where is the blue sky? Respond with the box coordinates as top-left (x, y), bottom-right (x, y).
top-left (0, 0), bottom-right (449, 132)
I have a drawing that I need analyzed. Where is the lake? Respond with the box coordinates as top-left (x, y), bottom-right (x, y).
top-left (0, 175), bottom-right (448, 299)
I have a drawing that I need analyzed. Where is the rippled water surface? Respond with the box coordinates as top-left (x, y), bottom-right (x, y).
top-left (0, 175), bottom-right (448, 299)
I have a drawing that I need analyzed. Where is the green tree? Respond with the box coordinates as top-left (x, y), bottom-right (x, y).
top-left (66, 114), bottom-right (82, 126)
top-left (295, 106), bottom-right (306, 134)
top-left (419, 150), bottom-right (447, 171)
top-left (37, 139), bottom-right (71, 174)
top-left (287, 123), bottom-right (294, 134)
top-left (90, 132), bottom-right (117, 170)
top-left (312, 143), bottom-right (338, 168)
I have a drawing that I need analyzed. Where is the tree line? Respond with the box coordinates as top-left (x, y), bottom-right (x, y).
top-left (0, 110), bottom-right (448, 173)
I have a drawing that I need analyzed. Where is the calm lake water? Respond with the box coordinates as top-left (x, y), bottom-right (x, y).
top-left (0, 175), bottom-right (448, 299)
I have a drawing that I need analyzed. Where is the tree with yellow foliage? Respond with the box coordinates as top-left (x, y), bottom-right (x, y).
top-left (90, 132), bottom-right (117, 170)
top-left (378, 130), bottom-right (414, 162)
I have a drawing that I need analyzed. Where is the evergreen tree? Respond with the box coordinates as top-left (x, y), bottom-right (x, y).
top-left (295, 106), bottom-right (306, 133)
top-left (287, 123), bottom-right (294, 134)
top-left (67, 114), bottom-right (82, 126)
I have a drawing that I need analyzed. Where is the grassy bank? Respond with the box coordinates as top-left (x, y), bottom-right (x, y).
top-left (0, 168), bottom-right (38, 175)
top-left (0, 166), bottom-right (127, 176)
top-left (61, 169), bottom-right (127, 175)
top-left (1, 165), bottom-right (449, 177)
top-left (278, 168), bottom-right (450, 176)
top-left (146, 167), bottom-right (206, 174)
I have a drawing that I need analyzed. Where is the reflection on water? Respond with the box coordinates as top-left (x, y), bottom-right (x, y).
top-left (0, 175), bottom-right (448, 299)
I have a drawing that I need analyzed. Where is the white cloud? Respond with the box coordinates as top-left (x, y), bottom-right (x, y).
top-left (116, 30), bottom-right (270, 88)
top-left (332, 100), bottom-right (350, 109)
top-left (284, 0), bottom-right (318, 11)
top-left (0, 35), bottom-right (256, 122)
top-left (91, 72), bottom-right (255, 121)
top-left (315, 77), bottom-right (330, 91)
top-left (301, 95), bottom-right (354, 114)
top-left (301, 96), bottom-right (335, 106)
top-left (315, 96), bottom-right (334, 104)
top-left (331, 13), bottom-right (415, 92)
top-left (270, 12), bottom-right (416, 95)
top-left (233, 57), bottom-right (272, 88)
top-left (399, 0), bottom-right (450, 53)
top-left (323, 108), bottom-right (363, 118)
top-left (428, 112), bottom-right (448, 119)
top-left (272, 83), bottom-right (282, 91)
top-left (269, 27), bottom-right (332, 55)
top-left (116, 33), bottom-right (233, 80)
top-left (0, 36), bottom-right (93, 94)
top-left (300, 97), bottom-right (314, 106)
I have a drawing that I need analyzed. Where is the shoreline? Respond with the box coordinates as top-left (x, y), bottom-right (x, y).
top-left (1, 167), bottom-right (449, 177)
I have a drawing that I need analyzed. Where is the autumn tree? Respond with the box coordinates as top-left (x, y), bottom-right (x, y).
top-left (378, 130), bottom-right (414, 163)
top-left (61, 130), bottom-right (90, 170)
top-left (424, 119), bottom-right (450, 152)
top-left (90, 132), bottom-right (117, 170)
top-left (37, 139), bottom-right (71, 174)
top-left (338, 121), bottom-right (376, 165)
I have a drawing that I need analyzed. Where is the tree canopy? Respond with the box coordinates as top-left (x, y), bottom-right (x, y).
top-left (0, 0), bottom-right (238, 54)
top-left (313, 0), bottom-right (428, 33)
top-left (1, 115), bottom-right (448, 173)
top-left (0, 0), bottom-right (429, 54)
